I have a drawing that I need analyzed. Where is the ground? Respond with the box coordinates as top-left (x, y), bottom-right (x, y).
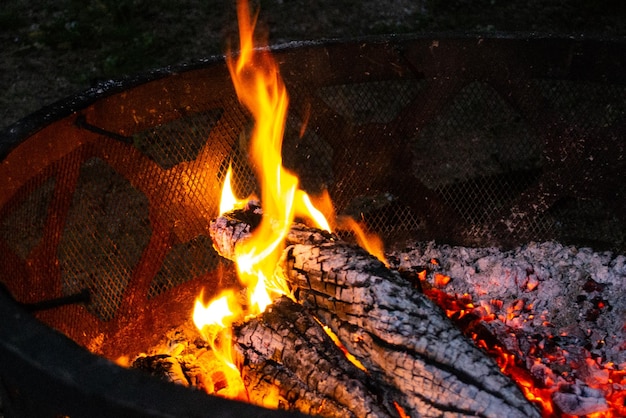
top-left (1, 0), bottom-right (624, 132)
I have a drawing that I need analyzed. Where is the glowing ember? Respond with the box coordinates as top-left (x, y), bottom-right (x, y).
top-left (192, 289), bottom-right (246, 399)
top-left (433, 272), bottom-right (451, 287)
top-left (395, 241), bottom-right (626, 417)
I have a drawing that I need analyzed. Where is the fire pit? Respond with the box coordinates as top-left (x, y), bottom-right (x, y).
top-left (0, 32), bottom-right (625, 417)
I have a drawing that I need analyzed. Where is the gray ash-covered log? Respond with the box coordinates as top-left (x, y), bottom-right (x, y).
top-left (209, 209), bottom-right (541, 418)
top-left (234, 296), bottom-right (404, 417)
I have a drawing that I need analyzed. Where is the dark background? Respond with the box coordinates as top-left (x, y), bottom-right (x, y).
top-left (1, 0), bottom-right (625, 131)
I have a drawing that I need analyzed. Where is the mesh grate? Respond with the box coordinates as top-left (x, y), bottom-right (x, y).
top-left (318, 79), bottom-right (424, 124)
top-left (133, 108), bottom-right (224, 169)
top-left (150, 235), bottom-right (221, 299)
top-left (0, 37), bottom-right (624, 354)
top-left (58, 157), bottom-right (151, 321)
top-left (535, 80), bottom-right (626, 130)
top-left (413, 81), bottom-right (542, 189)
top-left (1, 177), bottom-right (55, 260)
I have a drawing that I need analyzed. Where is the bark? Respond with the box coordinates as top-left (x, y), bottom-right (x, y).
top-left (209, 212), bottom-right (541, 418)
top-left (234, 296), bottom-right (403, 417)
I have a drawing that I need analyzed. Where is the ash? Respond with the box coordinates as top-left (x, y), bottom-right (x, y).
top-left (389, 241), bottom-right (626, 415)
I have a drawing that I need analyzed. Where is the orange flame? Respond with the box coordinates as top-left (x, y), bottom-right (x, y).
top-left (192, 289), bottom-right (247, 399)
top-left (191, 0), bottom-right (391, 403)
top-left (315, 318), bottom-right (367, 372)
top-left (225, 0), bottom-right (332, 315)
top-left (337, 216), bottom-right (388, 266)
top-left (192, 0), bottom-right (334, 399)
top-left (393, 401), bottom-right (411, 418)
top-left (219, 165), bottom-right (248, 215)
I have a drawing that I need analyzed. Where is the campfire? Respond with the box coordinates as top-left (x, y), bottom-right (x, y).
top-left (0, 1), bottom-right (625, 417)
top-left (121, 2), bottom-right (625, 416)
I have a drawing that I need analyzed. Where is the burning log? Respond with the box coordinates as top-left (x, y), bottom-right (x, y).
top-left (209, 210), bottom-right (541, 418)
top-left (234, 295), bottom-right (403, 417)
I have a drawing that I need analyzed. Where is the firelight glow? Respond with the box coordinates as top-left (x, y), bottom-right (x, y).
top-left (193, 0), bottom-right (331, 366)
top-left (218, 165), bottom-right (247, 215)
top-left (192, 0), bottom-right (391, 405)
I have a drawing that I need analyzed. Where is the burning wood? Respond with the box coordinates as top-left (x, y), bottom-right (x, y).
top-left (209, 209), bottom-right (541, 418)
top-left (126, 1), bottom-right (623, 416)
top-left (234, 295), bottom-right (403, 417)
top-left (391, 241), bottom-right (626, 417)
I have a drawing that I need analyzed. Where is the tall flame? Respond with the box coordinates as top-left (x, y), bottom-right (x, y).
top-left (192, 0), bottom-right (387, 404)
top-left (225, 0), bottom-right (331, 313)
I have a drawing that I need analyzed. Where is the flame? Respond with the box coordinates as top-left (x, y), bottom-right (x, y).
top-left (192, 289), bottom-right (247, 399)
top-left (191, 0), bottom-right (392, 404)
top-left (193, 289), bottom-right (241, 336)
top-left (337, 216), bottom-right (388, 266)
top-left (393, 401), bottom-right (410, 418)
top-left (192, 0), bottom-right (334, 399)
top-left (316, 319), bottom-right (367, 372)
top-left (219, 165), bottom-right (248, 215)
top-left (225, 0), bottom-right (332, 316)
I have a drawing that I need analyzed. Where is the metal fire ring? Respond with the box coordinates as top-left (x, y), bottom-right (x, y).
top-left (1, 34), bottom-right (625, 417)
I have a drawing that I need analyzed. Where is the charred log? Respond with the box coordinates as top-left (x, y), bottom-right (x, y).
top-left (234, 296), bottom-right (403, 417)
top-left (281, 234), bottom-right (540, 417)
top-left (209, 212), bottom-right (541, 418)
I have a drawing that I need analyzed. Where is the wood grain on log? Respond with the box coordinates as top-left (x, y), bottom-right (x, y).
top-left (209, 212), bottom-right (541, 418)
top-left (234, 296), bottom-right (404, 417)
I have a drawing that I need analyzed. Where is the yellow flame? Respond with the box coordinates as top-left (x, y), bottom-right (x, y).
top-left (226, 0), bottom-right (330, 316)
top-left (191, 0), bottom-right (391, 402)
top-left (219, 165), bottom-right (248, 215)
top-left (192, 289), bottom-right (247, 398)
top-left (295, 190), bottom-right (331, 232)
top-left (192, 2), bottom-right (333, 392)
top-left (318, 321), bottom-right (368, 372)
top-left (192, 289), bottom-right (240, 335)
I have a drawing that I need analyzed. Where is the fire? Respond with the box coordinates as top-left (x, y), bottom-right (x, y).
top-left (336, 215), bottom-right (388, 266)
top-left (219, 165), bottom-right (248, 215)
top-left (192, 289), bottom-right (241, 339)
top-left (393, 401), bottom-right (410, 418)
top-left (192, 289), bottom-right (247, 399)
top-left (316, 319), bottom-right (367, 372)
top-left (192, 0), bottom-right (302, 382)
top-left (224, 0), bottom-right (334, 315)
top-left (191, 0), bottom-right (394, 407)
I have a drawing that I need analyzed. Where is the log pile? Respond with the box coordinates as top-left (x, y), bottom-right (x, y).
top-left (206, 207), bottom-right (541, 417)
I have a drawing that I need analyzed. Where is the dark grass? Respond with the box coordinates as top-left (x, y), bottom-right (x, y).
top-left (0, 0), bottom-right (624, 130)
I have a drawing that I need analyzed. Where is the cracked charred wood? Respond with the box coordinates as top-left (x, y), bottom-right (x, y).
top-left (209, 201), bottom-right (262, 260)
top-left (209, 212), bottom-right (541, 417)
top-left (233, 296), bottom-right (404, 417)
top-left (280, 232), bottom-right (540, 418)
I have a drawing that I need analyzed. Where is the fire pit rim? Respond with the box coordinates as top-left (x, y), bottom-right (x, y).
top-left (2, 33), bottom-right (623, 160)
top-left (1, 33), bottom-right (625, 417)
top-left (0, 288), bottom-right (303, 418)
